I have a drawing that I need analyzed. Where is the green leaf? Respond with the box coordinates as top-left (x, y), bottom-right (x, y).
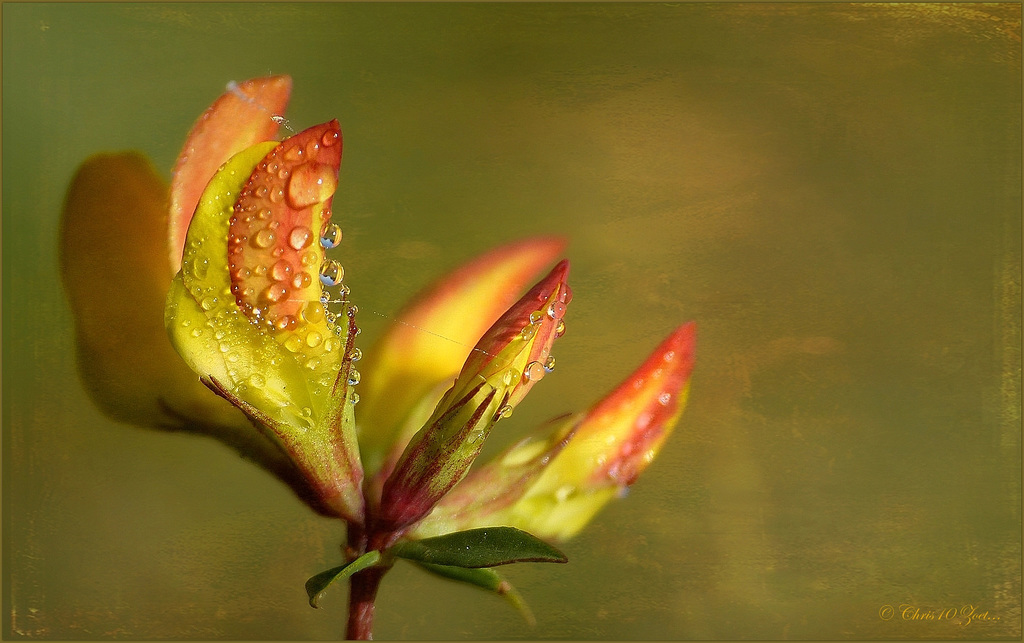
top-left (304, 550), bottom-right (381, 608)
top-left (413, 561), bottom-right (536, 626)
top-left (390, 526), bottom-right (567, 568)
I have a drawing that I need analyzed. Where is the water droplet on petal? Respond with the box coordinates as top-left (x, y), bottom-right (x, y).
top-left (252, 228), bottom-right (276, 249)
top-left (555, 485), bottom-right (574, 502)
top-left (200, 296), bottom-right (217, 311)
top-left (349, 347), bottom-right (363, 362)
top-left (663, 350), bottom-right (675, 362)
top-left (554, 319), bottom-right (566, 338)
top-left (658, 392), bottom-right (672, 406)
top-left (271, 259), bottom-right (293, 282)
top-left (529, 311), bottom-right (544, 324)
top-left (496, 404), bottom-right (514, 419)
top-left (306, 331), bottom-right (323, 348)
top-left (520, 324), bottom-right (537, 341)
top-left (319, 260), bottom-right (344, 286)
top-left (261, 283), bottom-right (288, 304)
top-left (524, 361), bottom-right (546, 382)
top-left (190, 257), bottom-right (209, 279)
top-left (322, 129), bottom-right (340, 146)
top-left (349, 392), bottom-right (360, 405)
top-left (300, 301), bottom-right (325, 324)
top-left (288, 225), bottom-right (313, 250)
top-left (293, 271), bottom-right (313, 289)
top-left (275, 315), bottom-right (297, 332)
top-left (543, 355), bottom-right (556, 373)
top-left (286, 162), bottom-right (338, 209)
top-left (320, 222), bottom-right (343, 248)
top-left (547, 301), bottom-right (566, 319)
top-left (284, 335), bottom-right (303, 352)
top-left (347, 369), bottom-right (361, 386)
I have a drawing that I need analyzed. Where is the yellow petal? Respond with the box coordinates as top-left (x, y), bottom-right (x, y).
top-left (167, 141), bottom-right (320, 430)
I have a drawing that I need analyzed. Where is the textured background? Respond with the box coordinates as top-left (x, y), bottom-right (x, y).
top-left (3, 3), bottom-right (1020, 639)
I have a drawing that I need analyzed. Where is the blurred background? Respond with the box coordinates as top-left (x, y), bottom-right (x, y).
top-left (3, 2), bottom-right (1020, 639)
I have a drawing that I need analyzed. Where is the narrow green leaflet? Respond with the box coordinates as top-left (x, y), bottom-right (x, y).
top-left (305, 550), bottom-right (382, 608)
top-left (413, 561), bottom-right (536, 626)
top-left (390, 526), bottom-right (567, 568)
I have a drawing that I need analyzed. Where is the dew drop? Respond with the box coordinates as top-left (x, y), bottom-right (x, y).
top-left (275, 315), bottom-right (297, 332)
top-left (304, 357), bottom-right (321, 370)
top-left (663, 350), bottom-right (675, 362)
top-left (322, 129), bottom-right (340, 146)
top-left (255, 185), bottom-right (269, 199)
top-left (347, 369), bottom-right (361, 386)
top-left (502, 369), bottom-right (515, 386)
top-left (200, 296), bottom-right (217, 311)
top-left (190, 328), bottom-right (203, 338)
top-left (286, 162), bottom-right (338, 209)
top-left (349, 392), bottom-right (360, 405)
top-left (520, 325), bottom-right (537, 341)
top-left (349, 347), bottom-right (363, 362)
top-left (524, 361), bottom-right (546, 382)
top-left (283, 145), bottom-right (304, 162)
top-left (300, 301), bottom-right (325, 324)
top-left (190, 257), bottom-right (209, 279)
top-left (284, 335), bottom-right (304, 352)
top-left (547, 301), bottom-right (566, 319)
top-left (543, 355), bottom-right (556, 373)
top-left (293, 271), bottom-right (313, 289)
top-left (288, 225), bottom-right (313, 250)
top-left (496, 404), bottom-right (514, 419)
top-left (554, 319), bottom-right (566, 338)
top-left (658, 392), bottom-right (672, 406)
top-left (260, 283), bottom-right (288, 304)
top-left (252, 228), bottom-right (276, 249)
top-left (269, 187), bottom-right (285, 204)
top-left (250, 374), bottom-right (266, 388)
top-left (319, 260), bottom-right (344, 286)
top-left (529, 311), bottom-right (544, 324)
top-left (320, 222), bottom-right (343, 248)
top-left (271, 259), bottom-right (293, 282)
top-left (306, 331), bottom-right (323, 348)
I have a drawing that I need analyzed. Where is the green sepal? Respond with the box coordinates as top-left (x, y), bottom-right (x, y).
top-left (305, 550), bottom-right (382, 608)
top-left (413, 561), bottom-right (536, 626)
top-left (390, 526), bottom-right (567, 568)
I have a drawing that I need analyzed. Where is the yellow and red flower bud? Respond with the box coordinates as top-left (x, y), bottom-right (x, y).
top-left (165, 119), bottom-right (363, 523)
top-left (376, 261), bottom-right (572, 532)
top-left (412, 322), bottom-right (696, 542)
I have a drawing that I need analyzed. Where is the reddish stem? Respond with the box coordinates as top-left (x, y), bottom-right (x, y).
top-left (346, 565), bottom-right (386, 640)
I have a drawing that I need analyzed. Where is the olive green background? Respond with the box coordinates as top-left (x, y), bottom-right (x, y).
top-left (3, 2), bottom-right (1020, 639)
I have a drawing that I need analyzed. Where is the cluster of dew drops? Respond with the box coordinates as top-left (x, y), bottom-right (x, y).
top-left (179, 131), bottom-right (365, 406)
top-left (490, 294), bottom-right (569, 423)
